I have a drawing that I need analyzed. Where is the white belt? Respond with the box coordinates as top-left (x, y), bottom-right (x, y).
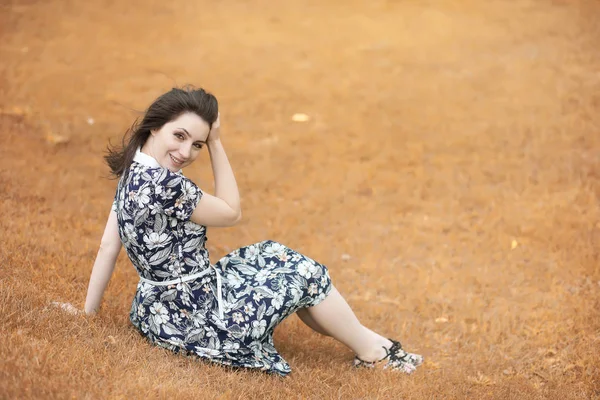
top-left (139, 265), bottom-right (224, 319)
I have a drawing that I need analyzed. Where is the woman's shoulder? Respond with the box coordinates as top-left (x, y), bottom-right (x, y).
top-left (126, 162), bottom-right (200, 199)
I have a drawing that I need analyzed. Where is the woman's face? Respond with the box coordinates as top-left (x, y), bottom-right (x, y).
top-left (143, 112), bottom-right (211, 172)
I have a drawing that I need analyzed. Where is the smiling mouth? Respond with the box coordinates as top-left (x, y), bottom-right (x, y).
top-left (170, 154), bottom-right (185, 166)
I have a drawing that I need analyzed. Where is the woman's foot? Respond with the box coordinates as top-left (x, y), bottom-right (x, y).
top-left (355, 336), bottom-right (393, 363)
top-left (353, 338), bottom-right (423, 374)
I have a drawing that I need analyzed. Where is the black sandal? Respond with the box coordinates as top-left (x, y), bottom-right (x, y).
top-left (353, 338), bottom-right (423, 374)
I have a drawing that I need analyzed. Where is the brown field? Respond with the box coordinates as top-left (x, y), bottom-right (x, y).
top-left (1, 0), bottom-right (599, 398)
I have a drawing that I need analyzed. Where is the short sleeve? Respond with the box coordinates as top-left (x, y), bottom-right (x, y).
top-left (111, 187), bottom-right (119, 212)
top-left (112, 174), bottom-right (126, 213)
top-left (151, 169), bottom-right (203, 222)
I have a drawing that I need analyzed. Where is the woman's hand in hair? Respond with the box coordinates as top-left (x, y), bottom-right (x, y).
top-left (208, 113), bottom-right (221, 143)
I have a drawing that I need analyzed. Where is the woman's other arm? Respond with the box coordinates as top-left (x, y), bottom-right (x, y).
top-left (84, 208), bottom-right (122, 315)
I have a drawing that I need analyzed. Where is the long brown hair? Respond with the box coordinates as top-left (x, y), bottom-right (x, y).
top-left (105, 86), bottom-right (218, 179)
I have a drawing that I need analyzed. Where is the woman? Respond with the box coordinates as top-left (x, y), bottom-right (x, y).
top-left (84, 86), bottom-right (423, 376)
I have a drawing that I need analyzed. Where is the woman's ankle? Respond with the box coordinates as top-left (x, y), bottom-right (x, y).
top-left (355, 331), bottom-right (393, 362)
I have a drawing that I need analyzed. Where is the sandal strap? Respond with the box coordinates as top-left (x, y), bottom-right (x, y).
top-left (355, 338), bottom-right (402, 365)
top-left (353, 338), bottom-right (423, 373)
top-left (385, 338), bottom-right (412, 364)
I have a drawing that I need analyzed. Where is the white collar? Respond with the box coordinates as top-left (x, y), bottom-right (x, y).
top-left (133, 147), bottom-right (182, 173)
top-left (133, 147), bottom-right (162, 168)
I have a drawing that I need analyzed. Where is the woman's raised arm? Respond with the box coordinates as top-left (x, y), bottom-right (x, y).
top-left (189, 114), bottom-right (242, 227)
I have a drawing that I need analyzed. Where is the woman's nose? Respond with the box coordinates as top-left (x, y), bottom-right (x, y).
top-left (179, 144), bottom-right (192, 159)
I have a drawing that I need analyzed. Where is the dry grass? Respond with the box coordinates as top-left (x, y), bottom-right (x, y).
top-left (1, 0), bottom-right (599, 398)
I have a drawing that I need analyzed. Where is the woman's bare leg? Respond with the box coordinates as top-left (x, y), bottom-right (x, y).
top-left (300, 285), bottom-right (392, 362)
top-left (296, 308), bottom-right (330, 336)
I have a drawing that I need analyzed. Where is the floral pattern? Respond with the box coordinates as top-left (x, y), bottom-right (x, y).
top-left (112, 153), bottom-right (332, 376)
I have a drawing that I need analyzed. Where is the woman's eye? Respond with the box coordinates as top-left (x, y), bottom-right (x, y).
top-left (193, 143), bottom-right (203, 150)
top-left (174, 133), bottom-right (184, 140)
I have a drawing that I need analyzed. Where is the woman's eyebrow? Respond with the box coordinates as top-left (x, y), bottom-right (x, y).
top-left (178, 128), bottom-right (206, 143)
top-left (178, 128), bottom-right (191, 138)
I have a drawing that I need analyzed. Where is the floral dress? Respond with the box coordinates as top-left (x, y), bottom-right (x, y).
top-left (112, 149), bottom-right (332, 376)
